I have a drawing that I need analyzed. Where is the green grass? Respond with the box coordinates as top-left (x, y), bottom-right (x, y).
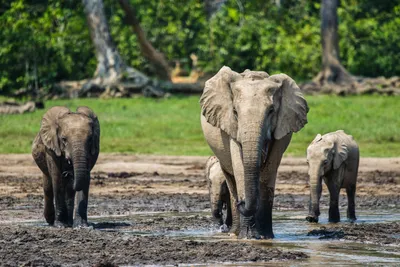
top-left (0, 95), bottom-right (399, 157)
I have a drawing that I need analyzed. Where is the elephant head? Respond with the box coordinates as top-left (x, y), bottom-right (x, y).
top-left (40, 106), bottom-right (100, 191)
top-left (200, 66), bottom-right (309, 216)
top-left (306, 131), bottom-right (349, 222)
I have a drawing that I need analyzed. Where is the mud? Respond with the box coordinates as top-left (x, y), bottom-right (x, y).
top-left (308, 222), bottom-right (400, 245)
top-left (0, 224), bottom-right (306, 266)
top-left (0, 154), bottom-right (399, 266)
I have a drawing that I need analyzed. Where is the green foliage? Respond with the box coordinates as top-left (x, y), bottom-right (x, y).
top-left (0, 0), bottom-right (95, 94)
top-left (339, 0), bottom-right (400, 77)
top-left (0, 96), bottom-right (399, 157)
top-left (0, 0), bottom-right (400, 93)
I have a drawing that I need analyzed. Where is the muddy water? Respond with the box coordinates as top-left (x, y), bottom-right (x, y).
top-left (1, 154), bottom-right (399, 265)
top-left (72, 209), bottom-right (400, 266)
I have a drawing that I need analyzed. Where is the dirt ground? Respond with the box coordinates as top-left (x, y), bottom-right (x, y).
top-left (0, 154), bottom-right (399, 266)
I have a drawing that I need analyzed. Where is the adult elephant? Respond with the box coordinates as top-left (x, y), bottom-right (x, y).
top-left (32, 106), bottom-right (100, 228)
top-left (200, 66), bottom-right (309, 239)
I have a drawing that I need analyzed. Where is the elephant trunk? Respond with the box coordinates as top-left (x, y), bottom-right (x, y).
top-left (307, 169), bottom-right (322, 222)
top-left (71, 142), bottom-right (89, 192)
top-left (237, 125), bottom-right (264, 217)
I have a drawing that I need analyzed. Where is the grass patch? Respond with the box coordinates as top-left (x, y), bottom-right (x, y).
top-left (0, 95), bottom-right (399, 157)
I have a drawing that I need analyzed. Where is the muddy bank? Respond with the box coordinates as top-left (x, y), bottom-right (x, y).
top-left (0, 224), bottom-right (307, 266)
top-left (308, 222), bottom-right (400, 245)
top-left (0, 154), bottom-right (399, 265)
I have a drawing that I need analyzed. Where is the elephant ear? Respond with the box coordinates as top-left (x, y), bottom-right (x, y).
top-left (77, 106), bottom-right (100, 155)
top-left (269, 74), bottom-right (309, 140)
top-left (40, 106), bottom-right (70, 157)
top-left (333, 143), bottom-right (348, 169)
top-left (200, 66), bottom-right (241, 139)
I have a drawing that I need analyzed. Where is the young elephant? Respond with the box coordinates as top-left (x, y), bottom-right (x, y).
top-left (205, 156), bottom-right (232, 229)
top-left (32, 106), bottom-right (100, 228)
top-left (306, 130), bottom-right (359, 223)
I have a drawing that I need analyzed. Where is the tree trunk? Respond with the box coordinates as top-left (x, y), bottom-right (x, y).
top-left (81, 0), bottom-right (159, 95)
top-left (82, 0), bottom-right (126, 83)
top-left (118, 0), bottom-right (171, 81)
top-left (274, 0), bottom-right (282, 8)
top-left (52, 0), bottom-right (205, 98)
top-left (313, 0), bottom-right (354, 85)
top-left (204, 0), bottom-right (227, 19)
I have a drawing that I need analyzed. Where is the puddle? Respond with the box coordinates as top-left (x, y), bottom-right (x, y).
top-left (256, 209), bottom-right (400, 266)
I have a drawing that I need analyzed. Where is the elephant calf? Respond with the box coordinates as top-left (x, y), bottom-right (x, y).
top-left (205, 156), bottom-right (232, 230)
top-left (32, 106), bottom-right (100, 228)
top-left (306, 130), bottom-right (359, 223)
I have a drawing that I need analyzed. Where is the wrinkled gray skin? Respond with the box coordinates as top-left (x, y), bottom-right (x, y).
top-left (306, 130), bottom-right (359, 223)
top-left (206, 156), bottom-right (232, 231)
top-left (32, 106), bottom-right (100, 228)
top-left (200, 66), bottom-right (308, 239)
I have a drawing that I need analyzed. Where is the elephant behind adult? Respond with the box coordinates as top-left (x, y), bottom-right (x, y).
top-left (206, 156), bottom-right (232, 229)
top-left (200, 66), bottom-right (309, 239)
top-left (32, 106), bottom-right (100, 228)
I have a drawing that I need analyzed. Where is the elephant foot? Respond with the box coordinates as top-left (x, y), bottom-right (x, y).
top-left (328, 209), bottom-right (341, 223)
top-left (238, 216), bottom-right (260, 239)
top-left (238, 225), bottom-right (260, 239)
top-left (328, 218), bottom-right (340, 223)
top-left (219, 224), bottom-right (230, 233)
top-left (260, 233), bottom-right (274, 239)
top-left (257, 226), bottom-right (274, 239)
top-left (73, 217), bottom-right (89, 228)
top-left (54, 220), bottom-right (69, 228)
top-left (306, 215), bottom-right (319, 223)
top-left (347, 216), bottom-right (357, 223)
top-left (45, 214), bottom-right (55, 226)
top-left (347, 210), bottom-right (356, 223)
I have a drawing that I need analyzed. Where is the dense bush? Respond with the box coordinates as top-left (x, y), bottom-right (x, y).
top-left (0, 0), bottom-right (399, 94)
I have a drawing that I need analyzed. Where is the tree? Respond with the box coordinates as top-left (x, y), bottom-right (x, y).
top-left (313, 0), bottom-right (354, 85)
top-left (82, 0), bottom-right (125, 83)
top-left (118, 0), bottom-right (171, 81)
top-left (64, 0), bottom-right (203, 98)
top-left (79, 0), bottom-right (160, 97)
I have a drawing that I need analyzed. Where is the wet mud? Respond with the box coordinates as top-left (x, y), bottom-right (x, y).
top-left (0, 224), bottom-right (306, 266)
top-left (0, 154), bottom-right (399, 266)
top-left (308, 222), bottom-right (400, 245)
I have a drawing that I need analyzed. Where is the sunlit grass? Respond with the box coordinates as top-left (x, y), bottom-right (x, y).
top-left (0, 95), bottom-right (399, 157)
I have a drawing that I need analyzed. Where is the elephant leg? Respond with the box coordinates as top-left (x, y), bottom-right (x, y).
top-left (256, 135), bottom-right (291, 238)
top-left (225, 196), bottom-right (232, 227)
top-left (49, 163), bottom-right (68, 227)
top-left (222, 169), bottom-right (240, 235)
top-left (43, 174), bottom-right (55, 225)
top-left (325, 178), bottom-right (341, 223)
top-left (346, 183), bottom-right (357, 222)
top-left (65, 177), bottom-right (75, 227)
top-left (256, 185), bottom-right (275, 238)
top-left (73, 176), bottom-right (90, 228)
top-left (257, 160), bottom-right (279, 238)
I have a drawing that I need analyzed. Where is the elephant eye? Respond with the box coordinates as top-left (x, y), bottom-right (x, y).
top-left (61, 137), bottom-right (67, 144)
top-left (267, 107), bottom-right (274, 115)
top-left (324, 160), bottom-right (328, 165)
